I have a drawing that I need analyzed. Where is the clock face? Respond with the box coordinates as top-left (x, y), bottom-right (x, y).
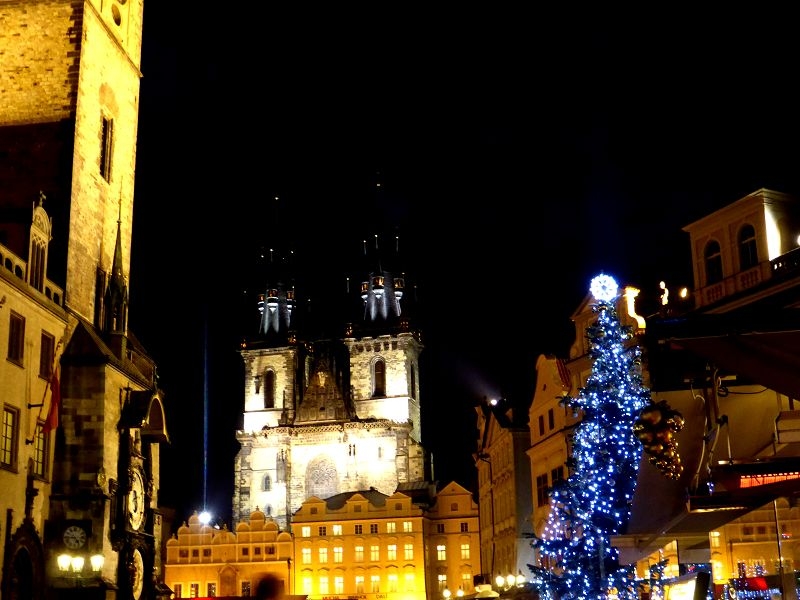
top-left (128, 469), bottom-right (146, 530)
top-left (131, 548), bottom-right (144, 600)
top-left (63, 524), bottom-right (87, 549)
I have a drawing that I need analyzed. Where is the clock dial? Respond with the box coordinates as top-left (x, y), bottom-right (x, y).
top-left (128, 469), bottom-right (146, 530)
top-left (63, 524), bottom-right (87, 549)
top-left (131, 548), bottom-right (144, 600)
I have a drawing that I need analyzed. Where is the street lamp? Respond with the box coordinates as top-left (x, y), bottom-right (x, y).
top-left (443, 588), bottom-right (452, 599)
top-left (57, 552), bottom-right (104, 585)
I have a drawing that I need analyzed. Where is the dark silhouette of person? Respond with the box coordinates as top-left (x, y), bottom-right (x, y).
top-left (256, 574), bottom-right (284, 600)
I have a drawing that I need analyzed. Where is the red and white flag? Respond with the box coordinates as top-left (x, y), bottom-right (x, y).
top-left (42, 368), bottom-right (60, 434)
top-left (556, 358), bottom-right (572, 393)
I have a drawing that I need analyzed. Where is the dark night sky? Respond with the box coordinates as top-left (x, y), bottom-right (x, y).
top-left (129, 10), bottom-right (800, 527)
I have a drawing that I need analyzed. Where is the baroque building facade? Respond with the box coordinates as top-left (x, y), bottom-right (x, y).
top-left (0, 1), bottom-right (171, 599)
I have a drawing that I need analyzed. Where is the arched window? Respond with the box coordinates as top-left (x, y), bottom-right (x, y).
top-left (264, 370), bottom-right (276, 409)
top-left (704, 240), bottom-right (723, 285)
top-left (263, 474), bottom-right (272, 491)
top-left (373, 359), bottom-right (386, 397)
top-left (738, 224), bottom-right (758, 270)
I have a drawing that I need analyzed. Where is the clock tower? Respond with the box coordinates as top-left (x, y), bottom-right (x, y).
top-left (0, 0), bottom-right (171, 598)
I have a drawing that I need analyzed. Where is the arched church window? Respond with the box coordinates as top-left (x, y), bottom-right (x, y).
top-left (373, 359), bottom-right (386, 397)
top-left (704, 240), bottom-right (723, 285)
top-left (738, 224), bottom-right (758, 270)
top-left (264, 370), bottom-right (276, 409)
top-left (276, 450), bottom-right (286, 483)
top-left (263, 474), bottom-right (271, 491)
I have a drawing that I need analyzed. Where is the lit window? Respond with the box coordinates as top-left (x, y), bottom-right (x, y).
top-left (386, 521), bottom-right (396, 533)
top-left (388, 574), bottom-right (398, 592)
top-left (301, 526), bottom-right (311, 537)
top-left (189, 583), bottom-right (199, 597)
top-left (437, 544), bottom-right (446, 561)
top-left (333, 546), bottom-right (343, 563)
top-left (462, 573), bottom-right (472, 590)
top-left (32, 423), bottom-right (48, 477)
top-left (437, 574), bottom-right (447, 592)
top-left (387, 544), bottom-right (397, 560)
top-left (370, 545), bottom-right (379, 561)
top-left (302, 578), bottom-right (312, 594)
top-left (355, 546), bottom-right (364, 562)
top-left (355, 576), bottom-right (365, 593)
top-left (371, 575), bottom-right (380, 593)
top-left (174, 584), bottom-right (183, 597)
top-left (404, 543), bottom-right (413, 560)
top-left (332, 524), bottom-right (342, 536)
top-left (461, 543), bottom-right (470, 559)
top-left (319, 576), bottom-right (329, 594)
top-left (207, 583), bottom-right (216, 597)
top-left (405, 573), bottom-right (415, 592)
top-left (1, 407), bottom-right (19, 469)
top-left (318, 547), bottom-right (328, 563)
top-left (402, 521), bottom-right (412, 532)
top-left (334, 576), bottom-right (344, 594)
top-left (301, 548), bottom-right (311, 564)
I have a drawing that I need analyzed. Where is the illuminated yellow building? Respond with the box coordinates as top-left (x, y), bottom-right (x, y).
top-left (164, 509), bottom-right (293, 598)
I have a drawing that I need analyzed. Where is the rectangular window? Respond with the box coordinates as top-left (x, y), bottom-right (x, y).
top-left (386, 521), bottom-right (396, 533)
top-left (437, 544), bottom-right (446, 561)
top-left (240, 582), bottom-right (250, 597)
top-left (319, 576), bottom-right (329, 594)
top-left (461, 543), bottom-right (470, 559)
top-left (436, 523), bottom-right (445, 533)
top-left (370, 523), bottom-right (378, 534)
top-left (302, 578), bottom-right (312, 594)
top-left (1, 407), bottom-right (19, 470)
top-left (189, 583), bottom-right (199, 597)
top-left (355, 546), bottom-right (364, 562)
top-left (253, 547), bottom-right (261, 555)
top-left (191, 549), bottom-right (199, 558)
top-left (460, 522), bottom-right (468, 532)
top-left (334, 576), bottom-right (344, 594)
top-left (551, 466), bottom-right (564, 486)
top-left (462, 573), bottom-right (472, 590)
top-left (173, 583), bottom-right (183, 597)
top-left (538, 414), bottom-right (545, 435)
top-left (403, 521), bottom-right (412, 532)
top-left (39, 331), bottom-right (55, 379)
top-left (387, 544), bottom-right (397, 560)
top-left (370, 545), bottom-right (379, 561)
top-left (241, 548), bottom-right (249, 556)
top-left (332, 524), bottom-right (342, 536)
top-left (207, 582), bottom-right (216, 597)
top-left (32, 423), bottom-right (48, 478)
top-left (355, 576), bottom-right (364, 594)
top-left (318, 547), bottom-right (328, 563)
top-left (404, 543), bottom-right (414, 560)
top-left (8, 311), bottom-right (25, 365)
top-left (370, 575), bottom-right (380, 593)
top-left (536, 473), bottom-right (549, 507)
top-left (179, 549), bottom-right (189, 558)
top-left (388, 574), bottom-right (398, 592)
top-left (202, 548), bottom-right (211, 557)
top-left (437, 574), bottom-right (447, 592)
top-left (548, 408), bottom-right (555, 429)
top-left (405, 573), bottom-right (415, 592)
top-left (333, 546), bottom-right (343, 563)
top-left (318, 526), bottom-right (327, 536)
top-left (354, 524), bottom-right (363, 535)
top-left (301, 526), bottom-right (311, 537)
top-left (301, 548), bottom-right (311, 564)
top-left (100, 116), bottom-right (114, 181)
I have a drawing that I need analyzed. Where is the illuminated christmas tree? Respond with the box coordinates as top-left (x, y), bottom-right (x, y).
top-left (531, 274), bottom-right (650, 600)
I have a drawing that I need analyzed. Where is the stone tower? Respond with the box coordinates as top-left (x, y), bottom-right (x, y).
top-left (0, 1), bottom-right (170, 599)
top-left (233, 231), bottom-right (427, 531)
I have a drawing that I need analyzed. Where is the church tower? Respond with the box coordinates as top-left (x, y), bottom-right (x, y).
top-left (233, 231), bottom-right (427, 531)
top-left (0, 1), bottom-right (170, 599)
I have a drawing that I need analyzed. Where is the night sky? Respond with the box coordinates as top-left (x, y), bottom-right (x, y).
top-left (129, 10), bottom-right (800, 527)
